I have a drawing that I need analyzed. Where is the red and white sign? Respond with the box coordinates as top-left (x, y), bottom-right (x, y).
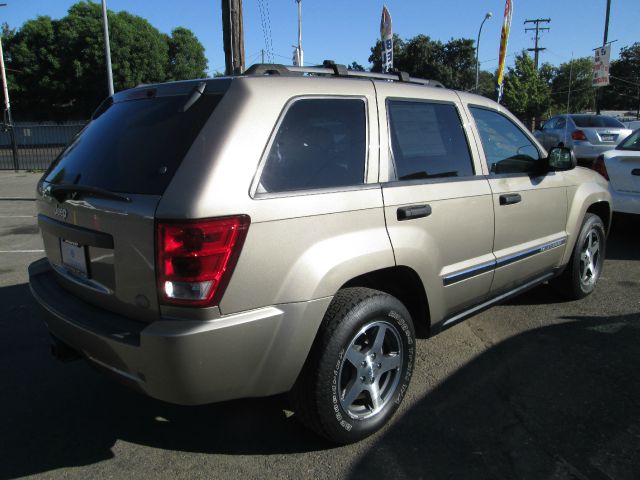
top-left (593, 45), bottom-right (611, 87)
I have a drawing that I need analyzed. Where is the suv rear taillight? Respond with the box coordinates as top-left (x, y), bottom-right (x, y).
top-left (593, 155), bottom-right (609, 180)
top-left (156, 216), bottom-right (250, 307)
top-left (571, 130), bottom-right (587, 141)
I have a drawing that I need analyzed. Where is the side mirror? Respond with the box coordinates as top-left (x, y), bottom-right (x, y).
top-left (548, 147), bottom-right (576, 171)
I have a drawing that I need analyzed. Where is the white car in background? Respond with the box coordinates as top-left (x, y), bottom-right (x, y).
top-left (623, 120), bottom-right (640, 131)
top-left (593, 128), bottom-right (640, 214)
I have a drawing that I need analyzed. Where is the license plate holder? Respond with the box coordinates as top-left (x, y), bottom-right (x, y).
top-left (60, 239), bottom-right (89, 278)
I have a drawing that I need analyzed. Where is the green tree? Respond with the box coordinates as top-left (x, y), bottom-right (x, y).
top-left (550, 57), bottom-right (595, 114)
top-left (601, 42), bottom-right (640, 112)
top-left (4, 1), bottom-right (208, 119)
top-left (477, 70), bottom-right (497, 100)
top-left (502, 51), bottom-right (550, 129)
top-left (368, 33), bottom-right (405, 73)
top-left (167, 27), bottom-right (208, 80)
top-left (2, 16), bottom-right (62, 118)
top-left (368, 34), bottom-right (476, 91)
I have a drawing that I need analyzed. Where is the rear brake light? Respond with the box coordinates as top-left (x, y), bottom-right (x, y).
top-left (571, 130), bottom-right (587, 141)
top-left (156, 216), bottom-right (250, 307)
top-left (593, 155), bottom-right (609, 180)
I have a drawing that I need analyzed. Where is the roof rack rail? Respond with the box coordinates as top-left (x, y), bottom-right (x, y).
top-left (242, 61), bottom-right (445, 88)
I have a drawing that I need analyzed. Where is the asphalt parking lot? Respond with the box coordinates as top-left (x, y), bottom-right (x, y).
top-left (1, 171), bottom-right (639, 480)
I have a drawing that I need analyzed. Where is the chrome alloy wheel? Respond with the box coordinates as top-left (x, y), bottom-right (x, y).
top-left (579, 227), bottom-right (602, 287)
top-left (338, 320), bottom-right (403, 420)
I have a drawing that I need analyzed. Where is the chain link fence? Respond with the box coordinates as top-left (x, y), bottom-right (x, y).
top-left (0, 122), bottom-right (87, 170)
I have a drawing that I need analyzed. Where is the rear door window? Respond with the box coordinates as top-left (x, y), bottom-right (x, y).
top-left (387, 100), bottom-right (474, 180)
top-left (43, 87), bottom-right (225, 195)
top-left (259, 98), bottom-right (367, 193)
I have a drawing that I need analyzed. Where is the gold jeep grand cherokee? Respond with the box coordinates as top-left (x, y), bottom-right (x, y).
top-left (29, 63), bottom-right (611, 444)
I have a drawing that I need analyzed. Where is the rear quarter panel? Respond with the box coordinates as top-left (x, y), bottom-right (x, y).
top-left (157, 77), bottom-right (394, 315)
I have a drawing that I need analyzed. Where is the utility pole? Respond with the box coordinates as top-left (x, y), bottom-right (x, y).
top-left (222, 0), bottom-right (245, 75)
top-left (596, 0), bottom-right (612, 115)
top-left (524, 18), bottom-right (550, 69)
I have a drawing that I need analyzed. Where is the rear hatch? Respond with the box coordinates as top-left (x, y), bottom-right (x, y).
top-left (607, 155), bottom-right (640, 193)
top-left (571, 114), bottom-right (631, 146)
top-left (37, 79), bottom-right (231, 322)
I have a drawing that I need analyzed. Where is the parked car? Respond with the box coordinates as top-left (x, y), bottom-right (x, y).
top-left (534, 114), bottom-right (632, 166)
top-left (593, 128), bottom-right (640, 215)
top-left (623, 120), bottom-right (640, 131)
top-left (29, 63), bottom-right (611, 444)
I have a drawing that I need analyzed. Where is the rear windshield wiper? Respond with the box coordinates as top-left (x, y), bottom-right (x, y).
top-left (182, 81), bottom-right (207, 112)
top-left (48, 184), bottom-right (131, 203)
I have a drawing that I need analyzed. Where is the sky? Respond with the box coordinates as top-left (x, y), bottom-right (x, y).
top-left (1, 0), bottom-right (639, 76)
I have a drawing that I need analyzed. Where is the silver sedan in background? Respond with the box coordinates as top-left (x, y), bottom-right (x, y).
top-left (593, 128), bottom-right (640, 215)
top-left (535, 114), bottom-right (632, 166)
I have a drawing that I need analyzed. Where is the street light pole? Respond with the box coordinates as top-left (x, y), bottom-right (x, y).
top-left (101, 0), bottom-right (114, 96)
top-left (295, 0), bottom-right (303, 66)
top-left (475, 12), bottom-right (492, 92)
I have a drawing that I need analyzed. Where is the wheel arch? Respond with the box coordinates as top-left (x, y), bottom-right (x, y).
top-left (586, 201), bottom-right (612, 234)
top-left (562, 179), bottom-right (612, 266)
top-left (341, 266), bottom-right (431, 338)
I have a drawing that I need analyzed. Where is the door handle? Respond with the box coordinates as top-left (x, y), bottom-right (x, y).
top-left (499, 193), bottom-right (522, 205)
top-left (632, 169), bottom-right (640, 176)
top-left (397, 204), bottom-right (432, 221)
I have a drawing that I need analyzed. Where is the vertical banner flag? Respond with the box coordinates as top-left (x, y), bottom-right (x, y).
top-left (496, 0), bottom-right (513, 103)
top-left (380, 6), bottom-right (393, 72)
top-left (592, 45), bottom-right (611, 87)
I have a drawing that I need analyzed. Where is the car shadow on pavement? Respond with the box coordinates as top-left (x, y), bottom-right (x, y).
top-left (350, 312), bottom-right (640, 479)
top-left (606, 213), bottom-right (638, 261)
top-left (0, 283), bottom-right (331, 479)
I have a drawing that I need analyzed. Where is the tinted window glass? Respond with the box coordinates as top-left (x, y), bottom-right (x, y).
top-left (387, 101), bottom-right (473, 180)
top-left (618, 129), bottom-right (640, 151)
top-left (260, 99), bottom-right (366, 193)
top-left (542, 118), bottom-right (557, 130)
top-left (571, 115), bottom-right (625, 128)
top-left (44, 93), bottom-right (223, 195)
top-left (555, 117), bottom-right (566, 129)
top-left (470, 107), bottom-right (542, 174)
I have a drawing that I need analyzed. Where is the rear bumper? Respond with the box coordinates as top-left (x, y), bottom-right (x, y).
top-left (29, 258), bottom-right (330, 405)
top-left (611, 189), bottom-right (640, 215)
top-left (572, 143), bottom-right (615, 162)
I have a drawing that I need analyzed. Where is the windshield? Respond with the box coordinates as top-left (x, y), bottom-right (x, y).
top-left (43, 91), bottom-right (224, 195)
top-left (617, 129), bottom-right (640, 151)
top-left (571, 115), bottom-right (625, 128)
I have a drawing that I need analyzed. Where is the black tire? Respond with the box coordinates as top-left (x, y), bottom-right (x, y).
top-left (551, 213), bottom-right (606, 299)
top-left (290, 287), bottom-right (415, 444)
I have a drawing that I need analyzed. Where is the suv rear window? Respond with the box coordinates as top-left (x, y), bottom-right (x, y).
top-left (43, 89), bottom-right (225, 195)
top-left (259, 98), bottom-right (366, 193)
top-left (571, 115), bottom-right (624, 128)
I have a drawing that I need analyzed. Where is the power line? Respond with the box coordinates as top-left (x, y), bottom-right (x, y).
top-left (610, 75), bottom-right (640, 87)
top-left (257, 0), bottom-right (273, 62)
